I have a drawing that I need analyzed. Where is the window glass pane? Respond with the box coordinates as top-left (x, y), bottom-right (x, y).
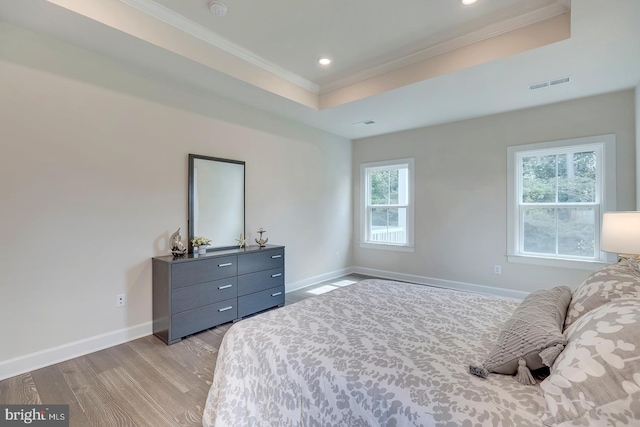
top-left (558, 151), bottom-right (596, 203)
top-left (522, 155), bottom-right (556, 203)
top-left (370, 170), bottom-right (390, 205)
top-left (369, 207), bottom-right (406, 244)
top-left (388, 169), bottom-right (399, 204)
top-left (558, 208), bottom-right (595, 257)
top-left (523, 208), bottom-right (556, 254)
top-left (397, 168), bottom-right (408, 205)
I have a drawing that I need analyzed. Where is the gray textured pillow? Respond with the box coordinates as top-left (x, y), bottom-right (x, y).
top-left (564, 260), bottom-right (640, 329)
top-left (470, 285), bottom-right (572, 385)
top-left (540, 300), bottom-right (640, 426)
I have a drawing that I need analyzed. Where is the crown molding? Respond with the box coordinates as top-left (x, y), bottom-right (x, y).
top-left (319, 2), bottom-right (570, 94)
top-left (119, 0), bottom-right (320, 94)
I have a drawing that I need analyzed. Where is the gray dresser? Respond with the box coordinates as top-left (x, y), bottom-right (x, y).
top-left (152, 245), bottom-right (285, 344)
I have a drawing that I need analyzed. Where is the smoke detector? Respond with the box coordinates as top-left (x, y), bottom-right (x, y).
top-left (209, 1), bottom-right (227, 16)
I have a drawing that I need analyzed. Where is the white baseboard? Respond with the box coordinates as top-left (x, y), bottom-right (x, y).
top-left (0, 321), bottom-right (152, 381)
top-left (352, 266), bottom-right (529, 300)
top-left (285, 267), bottom-right (355, 293)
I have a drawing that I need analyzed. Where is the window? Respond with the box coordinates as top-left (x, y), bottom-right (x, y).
top-left (360, 158), bottom-right (414, 252)
top-left (507, 135), bottom-right (616, 268)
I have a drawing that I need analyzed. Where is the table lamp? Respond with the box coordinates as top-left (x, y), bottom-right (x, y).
top-left (601, 211), bottom-right (640, 262)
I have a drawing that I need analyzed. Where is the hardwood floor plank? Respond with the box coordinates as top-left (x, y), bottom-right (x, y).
top-left (59, 358), bottom-right (138, 427)
top-left (79, 387), bottom-right (139, 427)
top-left (127, 336), bottom-right (206, 394)
top-left (98, 367), bottom-right (176, 427)
top-left (101, 344), bottom-right (205, 425)
top-left (162, 338), bottom-right (218, 387)
top-left (0, 373), bottom-right (41, 404)
top-left (209, 323), bottom-right (232, 337)
top-left (193, 329), bottom-right (225, 349)
top-left (83, 347), bottom-right (121, 374)
top-left (30, 365), bottom-right (91, 427)
top-left (173, 408), bottom-right (203, 427)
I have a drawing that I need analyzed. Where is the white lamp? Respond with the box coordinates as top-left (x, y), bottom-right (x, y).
top-left (601, 212), bottom-right (640, 260)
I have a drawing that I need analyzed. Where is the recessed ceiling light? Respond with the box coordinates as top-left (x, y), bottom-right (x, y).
top-left (318, 57), bottom-right (332, 66)
top-left (461, 0), bottom-right (478, 5)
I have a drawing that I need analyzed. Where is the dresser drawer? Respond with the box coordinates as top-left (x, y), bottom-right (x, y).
top-left (171, 255), bottom-right (237, 288)
top-left (238, 285), bottom-right (284, 318)
top-left (237, 248), bottom-right (284, 275)
top-left (237, 267), bottom-right (284, 296)
top-left (171, 277), bottom-right (237, 314)
top-left (171, 298), bottom-right (237, 339)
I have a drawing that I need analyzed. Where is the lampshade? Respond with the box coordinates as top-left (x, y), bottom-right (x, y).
top-left (601, 212), bottom-right (640, 255)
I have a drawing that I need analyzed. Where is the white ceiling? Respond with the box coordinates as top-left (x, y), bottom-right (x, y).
top-left (0, 0), bottom-right (639, 139)
top-left (150, 0), bottom-right (562, 86)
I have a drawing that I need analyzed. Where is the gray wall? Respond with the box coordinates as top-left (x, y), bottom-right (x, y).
top-left (0, 23), bottom-right (352, 364)
top-left (353, 90), bottom-right (636, 293)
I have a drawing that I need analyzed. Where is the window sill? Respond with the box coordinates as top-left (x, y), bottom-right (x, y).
top-left (360, 242), bottom-right (415, 253)
top-left (507, 254), bottom-right (611, 271)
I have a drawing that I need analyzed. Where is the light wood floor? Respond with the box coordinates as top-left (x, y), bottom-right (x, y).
top-left (0, 274), bottom-right (372, 427)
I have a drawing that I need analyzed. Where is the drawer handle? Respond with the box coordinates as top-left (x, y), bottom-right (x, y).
top-left (218, 262), bottom-right (233, 267)
top-left (271, 255), bottom-right (282, 259)
top-left (271, 292), bottom-right (282, 297)
top-left (218, 284), bottom-right (233, 290)
top-left (219, 306), bottom-right (233, 312)
top-left (271, 273), bottom-right (282, 278)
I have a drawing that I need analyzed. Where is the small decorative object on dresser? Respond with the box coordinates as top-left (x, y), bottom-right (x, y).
top-left (255, 227), bottom-right (268, 247)
top-left (235, 233), bottom-right (246, 248)
top-left (191, 236), bottom-right (212, 255)
top-left (169, 228), bottom-right (187, 256)
top-left (152, 245), bottom-right (285, 344)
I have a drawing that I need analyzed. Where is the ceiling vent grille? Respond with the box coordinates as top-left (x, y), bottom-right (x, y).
top-left (352, 120), bottom-right (376, 126)
top-left (529, 76), bottom-right (572, 91)
top-left (550, 76), bottom-right (571, 86)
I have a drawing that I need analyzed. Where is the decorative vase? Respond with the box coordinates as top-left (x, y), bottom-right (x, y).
top-left (198, 246), bottom-right (207, 255)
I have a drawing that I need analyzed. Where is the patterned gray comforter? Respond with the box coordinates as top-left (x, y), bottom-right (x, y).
top-left (203, 279), bottom-right (547, 426)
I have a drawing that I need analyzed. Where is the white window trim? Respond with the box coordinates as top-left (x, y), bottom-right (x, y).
top-left (507, 134), bottom-right (617, 270)
top-left (360, 158), bottom-right (415, 252)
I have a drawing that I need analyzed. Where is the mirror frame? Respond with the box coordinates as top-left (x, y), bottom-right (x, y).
top-left (188, 154), bottom-right (246, 254)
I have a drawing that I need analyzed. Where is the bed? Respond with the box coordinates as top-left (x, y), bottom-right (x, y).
top-left (202, 279), bottom-right (548, 426)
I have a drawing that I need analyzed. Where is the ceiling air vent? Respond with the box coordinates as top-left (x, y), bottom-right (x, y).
top-left (529, 76), bottom-right (572, 91)
top-left (352, 120), bottom-right (376, 126)
top-left (529, 82), bottom-right (549, 90)
top-left (550, 76), bottom-right (571, 86)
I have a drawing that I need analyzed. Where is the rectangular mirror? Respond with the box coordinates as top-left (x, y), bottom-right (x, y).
top-left (188, 154), bottom-right (245, 253)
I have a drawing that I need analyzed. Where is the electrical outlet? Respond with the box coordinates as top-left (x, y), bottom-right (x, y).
top-left (494, 265), bottom-right (502, 275)
top-left (116, 294), bottom-right (126, 308)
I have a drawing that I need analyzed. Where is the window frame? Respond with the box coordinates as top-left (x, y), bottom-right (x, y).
top-left (507, 134), bottom-right (617, 270)
top-left (360, 158), bottom-right (415, 252)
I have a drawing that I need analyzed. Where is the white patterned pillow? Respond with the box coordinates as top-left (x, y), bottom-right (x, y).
top-left (565, 260), bottom-right (640, 329)
top-left (540, 300), bottom-right (640, 426)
